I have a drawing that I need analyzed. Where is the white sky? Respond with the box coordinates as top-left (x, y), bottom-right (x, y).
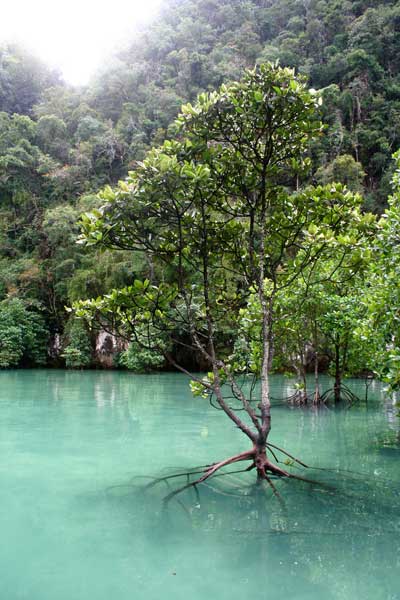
top-left (0, 0), bottom-right (164, 85)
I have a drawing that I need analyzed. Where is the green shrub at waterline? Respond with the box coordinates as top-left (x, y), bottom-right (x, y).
top-left (0, 298), bottom-right (49, 367)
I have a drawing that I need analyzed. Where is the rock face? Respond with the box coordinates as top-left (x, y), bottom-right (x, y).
top-left (95, 330), bottom-right (127, 368)
top-left (49, 330), bottom-right (209, 370)
top-left (49, 333), bottom-right (62, 359)
top-left (49, 330), bottom-right (128, 368)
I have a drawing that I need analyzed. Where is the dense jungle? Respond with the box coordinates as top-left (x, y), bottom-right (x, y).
top-left (1, 0), bottom-right (400, 392)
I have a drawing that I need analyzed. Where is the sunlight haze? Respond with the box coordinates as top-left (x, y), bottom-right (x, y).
top-left (0, 0), bottom-right (164, 85)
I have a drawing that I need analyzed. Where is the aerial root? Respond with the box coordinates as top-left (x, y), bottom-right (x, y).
top-left (106, 445), bottom-right (323, 502)
top-left (267, 442), bottom-right (309, 468)
top-left (319, 385), bottom-right (361, 404)
top-left (159, 446), bottom-right (318, 503)
top-left (284, 384), bottom-right (363, 406)
top-left (162, 449), bottom-right (255, 502)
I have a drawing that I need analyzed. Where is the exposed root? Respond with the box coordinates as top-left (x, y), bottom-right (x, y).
top-left (197, 450), bottom-right (255, 482)
top-left (286, 389), bottom-right (329, 406)
top-left (159, 445), bottom-right (320, 504)
top-left (105, 448), bottom-right (331, 504)
top-left (289, 389), bottom-right (309, 405)
top-left (263, 474), bottom-right (287, 510)
top-left (283, 384), bottom-right (364, 406)
top-left (267, 442), bottom-right (309, 468)
top-left (320, 384), bottom-right (361, 405)
top-left (143, 468), bottom-right (207, 490)
top-left (163, 449), bottom-right (254, 503)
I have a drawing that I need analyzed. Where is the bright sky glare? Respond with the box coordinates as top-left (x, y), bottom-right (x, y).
top-left (0, 0), bottom-right (164, 85)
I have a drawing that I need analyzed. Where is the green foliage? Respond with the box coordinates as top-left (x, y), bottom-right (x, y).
top-left (0, 44), bottom-right (61, 115)
top-left (61, 318), bottom-right (92, 368)
top-left (315, 155), bottom-right (366, 192)
top-left (75, 63), bottom-right (377, 394)
top-left (0, 298), bottom-right (48, 367)
top-left (80, 0), bottom-right (400, 209)
top-left (0, 2), bottom-right (399, 371)
top-left (36, 114), bottom-right (69, 160)
top-left (117, 327), bottom-right (167, 373)
top-left (118, 344), bottom-right (164, 372)
top-left (363, 151), bottom-right (400, 388)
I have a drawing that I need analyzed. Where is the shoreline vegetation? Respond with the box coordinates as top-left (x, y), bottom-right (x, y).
top-left (0, 0), bottom-right (400, 396)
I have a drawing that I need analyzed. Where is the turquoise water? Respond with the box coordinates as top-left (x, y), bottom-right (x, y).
top-left (0, 370), bottom-right (399, 600)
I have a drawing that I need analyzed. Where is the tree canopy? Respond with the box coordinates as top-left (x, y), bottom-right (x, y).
top-left (0, 0), bottom-right (399, 369)
top-left (74, 64), bottom-right (377, 488)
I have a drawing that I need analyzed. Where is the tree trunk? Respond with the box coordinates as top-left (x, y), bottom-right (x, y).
top-left (293, 361), bottom-right (307, 404)
top-left (313, 350), bottom-right (321, 404)
top-left (254, 436), bottom-right (288, 480)
top-left (300, 365), bottom-right (308, 404)
top-left (334, 341), bottom-right (341, 403)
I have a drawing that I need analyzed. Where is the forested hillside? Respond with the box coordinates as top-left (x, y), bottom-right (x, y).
top-left (1, 0), bottom-right (399, 368)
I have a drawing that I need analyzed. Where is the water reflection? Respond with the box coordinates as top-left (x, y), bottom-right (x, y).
top-left (107, 460), bottom-right (400, 600)
top-left (0, 370), bottom-right (399, 600)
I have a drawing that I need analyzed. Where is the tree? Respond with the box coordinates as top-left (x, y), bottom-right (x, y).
top-left (363, 151), bottom-right (400, 389)
top-left (0, 1), bottom-right (399, 361)
top-left (315, 154), bottom-right (365, 192)
top-left (317, 272), bottom-right (372, 402)
top-left (234, 245), bottom-right (375, 406)
top-left (0, 298), bottom-right (48, 367)
top-left (76, 64), bottom-right (374, 493)
top-left (0, 44), bottom-right (60, 116)
top-left (61, 318), bottom-right (92, 369)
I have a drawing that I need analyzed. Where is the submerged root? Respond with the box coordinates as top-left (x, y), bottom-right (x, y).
top-left (149, 445), bottom-right (318, 504)
top-left (284, 389), bottom-right (324, 406)
top-left (285, 384), bottom-right (363, 406)
top-left (162, 449), bottom-right (254, 503)
top-left (320, 384), bottom-right (361, 405)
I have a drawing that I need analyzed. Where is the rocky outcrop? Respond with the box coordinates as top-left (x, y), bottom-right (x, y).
top-left (94, 330), bottom-right (128, 368)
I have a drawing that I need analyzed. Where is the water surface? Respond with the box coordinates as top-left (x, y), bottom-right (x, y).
top-left (0, 370), bottom-right (399, 600)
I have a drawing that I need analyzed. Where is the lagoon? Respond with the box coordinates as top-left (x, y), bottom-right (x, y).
top-left (0, 370), bottom-right (399, 600)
